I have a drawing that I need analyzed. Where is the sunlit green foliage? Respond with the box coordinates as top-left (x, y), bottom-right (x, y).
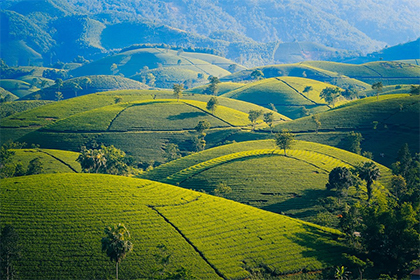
top-left (0, 174), bottom-right (348, 279)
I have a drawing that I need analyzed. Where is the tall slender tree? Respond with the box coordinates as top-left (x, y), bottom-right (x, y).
top-left (172, 84), bottom-right (184, 102)
top-left (101, 223), bottom-right (133, 280)
top-left (354, 161), bottom-right (380, 201)
top-left (371, 82), bottom-right (383, 100)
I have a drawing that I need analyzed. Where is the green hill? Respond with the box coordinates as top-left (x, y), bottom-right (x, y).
top-left (1, 173), bottom-right (349, 279)
top-left (1, 91), bottom-right (286, 163)
top-left (0, 86), bottom-right (18, 102)
top-left (69, 48), bottom-right (232, 88)
top-left (7, 148), bottom-right (81, 173)
top-left (185, 82), bottom-right (245, 95)
top-left (0, 100), bottom-right (52, 119)
top-left (274, 94), bottom-right (420, 166)
top-left (142, 139), bottom-right (392, 224)
top-left (301, 61), bottom-right (420, 85)
top-left (14, 98), bottom-right (283, 163)
top-left (221, 77), bottom-right (336, 119)
top-left (221, 63), bottom-right (371, 90)
top-left (22, 75), bottom-right (149, 100)
top-left (0, 79), bottom-right (40, 98)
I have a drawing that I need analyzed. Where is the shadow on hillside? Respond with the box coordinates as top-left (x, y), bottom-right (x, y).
top-left (262, 189), bottom-right (330, 219)
top-left (284, 224), bottom-right (349, 268)
top-left (167, 111), bottom-right (206, 120)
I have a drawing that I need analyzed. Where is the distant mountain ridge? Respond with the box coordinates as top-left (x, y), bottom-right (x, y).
top-left (1, 0), bottom-right (419, 66)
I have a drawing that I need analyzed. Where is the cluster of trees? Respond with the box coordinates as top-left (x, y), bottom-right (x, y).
top-left (0, 142), bottom-right (43, 179)
top-left (77, 144), bottom-right (132, 175)
top-left (325, 143), bottom-right (420, 279)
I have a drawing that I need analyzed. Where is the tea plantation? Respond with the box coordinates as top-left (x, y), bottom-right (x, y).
top-left (0, 174), bottom-right (348, 279)
top-left (274, 94), bottom-right (420, 166)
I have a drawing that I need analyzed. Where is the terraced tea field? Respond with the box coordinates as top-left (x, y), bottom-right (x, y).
top-left (221, 77), bottom-right (333, 119)
top-left (0, 174), bottom-right (348, 279)
top-left (8, 148), bottom-right (81, 173)
top-left (142, 140), bottom-right (392, 221)
top-left (274, 94), bottom-right (420, 166)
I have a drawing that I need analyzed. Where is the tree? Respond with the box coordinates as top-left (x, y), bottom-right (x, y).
top-left (172, 84), bottom-right (184, 101)
top-left (320, 87), bottom-right (341, 107)
top-left (248, 110), bottom-right (262, 130)
top-left (26, 157), bottom-right (43, 175)
top-left (77, 145), bottom-right (129, 175)
top-left (54, 78), bottom-right (63, 90)
top-left (409, 85), bottom-right (420, 95)
top-left (66, 81), bottom-right (82, 97)
top-left (206, 76), bottom-right (220, 95)
top-left (354, 161), bottom-right (380, 201)
top-left (371, 82), bottom-right (383, 100)
top-left (302, 86), bottom-right (313, 96)
top-left (114, 96), bottom-right (123, 104)
top-left (195, 120), bottom-right (210, 134)
top-left (206, 97), bottom-right (218, 113)
top-left (0, 225), bottom-right (21, 280)
top-left (263, 112), bottom-right (274, 133)
top-left (311, 115), bottom-right (321, 134)
top-left (275, 129), bottom-right (295, 156)
top-left (55, 91), bottom-right (63, 101)
top-left (101, 223), bottom-right (133, 280)
top-left (228, 64), bottom-right (238, 73)
top-left (40, 79), bottom-right (48, 89)
top-left (250, 69), bottom-right (264, 80)
top-left (346, 131), bottom-right (363, 155)
top-left (80, 77), bottom-right (92, 90)
top-left (213, 183), bottom-right (232, 197)
top-left (165, 143), bottom-right (181, 162)
top-left (326, 167), bottom-right (353, 200)
top-left (391, 174), bottom-right (407, 201)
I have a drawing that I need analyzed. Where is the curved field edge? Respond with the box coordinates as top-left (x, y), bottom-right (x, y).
top-left (9, 148), bottom-right (81, 173)
top-left (1, 174), bottom-right (347, 279)
top-left (142, 139), bottom-right (392, 187)
top-left (42, 99), bottom-right (253, 132)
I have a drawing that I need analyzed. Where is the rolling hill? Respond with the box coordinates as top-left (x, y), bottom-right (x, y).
top-left (1, 91), bottom-right (287, 163)
top-left (21, 75), bottom-right (149, 100)
top-left (220, 76), bottom-right (336, 119)
top-left (69, 48), bottom-right (233, 88)
top-left (223, 61), bottom-right (420, 87)
top-left (274, 94), bottom-right (420, 166)
top-left (1, 173), bottom-right (349, 279)
top-left (142, 139), bottom-right (392, 224)
top-left (6, 148), bottom-right (81, 173)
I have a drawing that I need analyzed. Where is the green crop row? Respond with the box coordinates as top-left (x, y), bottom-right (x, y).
top-left (1, 174), bottom-right (348, 279)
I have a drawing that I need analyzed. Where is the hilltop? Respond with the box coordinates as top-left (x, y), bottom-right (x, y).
top-left (220, 76), bottom-right (335, 119)
top-left (1, 173), bottom-right (349, 279)
top-left (222, 61), bottom-right (420, 87)
top-left (1, 92), bottom-right (286, 163)
top-left (142, 139), bottom-right (392, 225)
top-left (274, 94), bottom-right (420, 166)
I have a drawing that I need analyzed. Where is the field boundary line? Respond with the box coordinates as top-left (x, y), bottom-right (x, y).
top-left (275, 78), bottom-right (325, 106)
top-left (182, 102), bottom-right (236, 127)
top-left (106, 105), bottom-right (132, 131)
top-left (38, 150), bottom-right (79, 173)
top-left (148, 205), bottom-right (227, 280)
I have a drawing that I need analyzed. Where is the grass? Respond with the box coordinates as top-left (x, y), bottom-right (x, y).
top-left (141, 139), bottom-right (392, 222)
top-left (1, 173), bottom-right (348, 279)
top-left (274, 94), bottom-right (420, 166)
top-left (8, 148), bottom-right (81, 173)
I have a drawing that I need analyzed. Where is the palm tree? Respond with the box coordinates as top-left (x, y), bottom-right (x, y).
top-left (355, 161), bottom-right (380, 201)
top-left (101, 223), bottom-right (133, 280)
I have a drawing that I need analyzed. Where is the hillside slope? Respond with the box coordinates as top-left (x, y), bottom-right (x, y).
top-left (274, 94), bottom-right (420, 166)
top-left (1, 173), bottom-right (348, 279)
